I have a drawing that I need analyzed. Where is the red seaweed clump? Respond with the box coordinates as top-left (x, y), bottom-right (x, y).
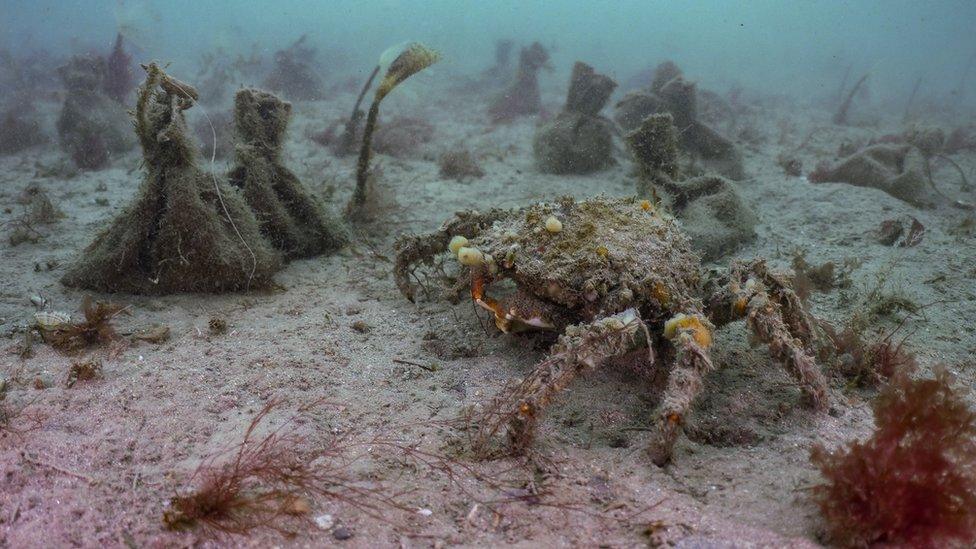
top-left (810, 368), bottom-right (976, 548)
top-left (163, 399), bottom-right (322, 537)
top-left (163, 398), bottom-right (413, 538)
top-left (36, 296), bottom-right (126, 353)
top-left (821, 314), bottom-right (918, 386)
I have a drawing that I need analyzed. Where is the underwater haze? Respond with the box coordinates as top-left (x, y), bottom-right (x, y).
top-left (5, 0), bottom-right (976, 105)
top-left (2, 0), bottom-right (976, 547)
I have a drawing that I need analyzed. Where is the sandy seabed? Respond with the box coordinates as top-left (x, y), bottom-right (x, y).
top-left (1, 73), bottom-right (975, 548)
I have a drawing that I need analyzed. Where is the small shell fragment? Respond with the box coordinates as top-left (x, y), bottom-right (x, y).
top-left (314, 514), bottom-right (335, 530)
top-left (132, 324), bottom-right (171, 344)
top-left (33, 311), bottom-right (71, 331)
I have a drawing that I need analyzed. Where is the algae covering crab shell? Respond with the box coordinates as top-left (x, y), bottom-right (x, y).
top-left (475, 197), bottom-right (702, 318)
top-left (396, 195), bottom-right (703, 325)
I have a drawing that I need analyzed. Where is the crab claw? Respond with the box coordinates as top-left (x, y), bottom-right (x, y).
top-left (471, 266), bottom-right (511, 332)
top-left (470, 266), bottom-right (555, 334)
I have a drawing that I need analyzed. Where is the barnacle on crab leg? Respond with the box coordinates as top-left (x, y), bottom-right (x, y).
top-left (649, 260), bottom-right (829, 465)
top-left (648, 312), bottom-right (715, 466)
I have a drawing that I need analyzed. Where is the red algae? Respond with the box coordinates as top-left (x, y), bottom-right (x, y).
top-left (811, 369), bottom-right (976, 548)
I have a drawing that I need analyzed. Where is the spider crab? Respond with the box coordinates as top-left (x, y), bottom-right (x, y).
top-left (394, 195), bottom-right (828, 465)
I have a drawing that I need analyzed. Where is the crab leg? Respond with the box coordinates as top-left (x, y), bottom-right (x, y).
top-left (707, 259), bottom-right (828, 411)
top-left (648, 312), bottom-right (715, 466)
top-left (393, 209), bottom-right (507, 302)
top-left (470, 266), bottom-right (557, 334)
top-left (474, 309), bottom-right (647, 455)
top-left (741, 291), bottom-right (828, 411)
top-left (470, 265), bottom-right (505, 327)
top-left (741, 260), bottom-right (818, 345)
